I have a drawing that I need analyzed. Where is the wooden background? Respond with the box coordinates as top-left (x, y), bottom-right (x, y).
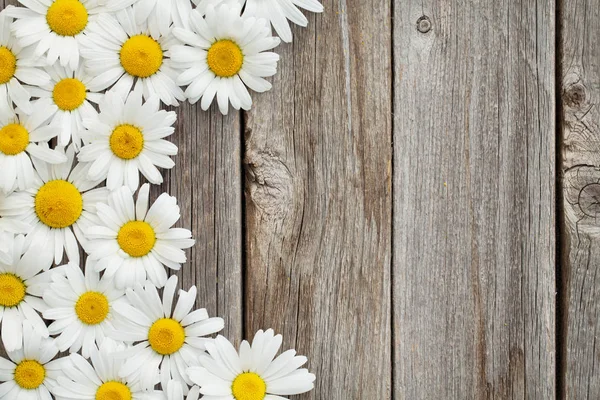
top-left (4, 0), bottom-right (600, 398)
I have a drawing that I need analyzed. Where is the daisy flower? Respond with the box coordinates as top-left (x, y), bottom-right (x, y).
top-left (0, 321), bottom-right (65, 398)
top-left (134, 0), bottom-right (193, 36)
top-left (188, 329), bottom-right (316, 400)
top-left (43, 260), bottom-right (126, 358)
top-left (170, 5), bottom-right (280, 115)
top-left (164, 379), bottom-right (200, 400)
top-left (78, 89), bottom-right (177, 191)
top-left (0, 197), bottom-right (30, 264)
top-left (86, 184), bottom-right (195, 289)
top-left (6, 0), bottom-right (138, 69)
top-left (0, 100), bottom-right (67, 193)
top-left (240, 0), bottom-right (323, 43)
top-left (110, 275), bottom-right (224, 391)
top-left (52, 339), bottom-right (164, 400)
top-left (0, 7), bottom-right (50, 114)
top-left (0, 235), bottom-right (52, 351)
top-left (80, 7), bottom-right (185, 106)
top-left (0, 145), bottom-right (109, 265)
top-left (27, 64), bottom-right (103, 149)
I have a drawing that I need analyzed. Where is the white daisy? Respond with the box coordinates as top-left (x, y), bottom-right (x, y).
top-left (0, 197), bottom-right (30, 264)
top-left (43, 260), bottom-right (126, 358)
top-left (27, 64), bottom-right (103, 149)
top-left (80, 7), bottom-right (185, 106)
top-left (52, 339), bottom-right (164, 400)
top-left (0, 236), bottom-right (52, 351)
top-left (110, 275), bottom-right (224, 392)
top-left (170, 4), bottom-right (280, 115)
top-left (0, 321), bottom-right (65, 398)
top-left (0, 7), bottom-right (50, 114)
top-left (134, 0), bottom-right (193, 36)
top-left (188, 329), bottom-right (316, 400)
top-left (164, 379), bottom-right (200, 400)
top-left (0, 100), bottom-right (67, 193)
top-left (239, 0), bottom-right (323, 43)
top-left (78, 89), bottom-right (177, 191)
top-left (0, 145), bottom-right (109, 266)
top-left (86, 184), bottom-right (195, 289)
top-left (6, 0), bottom-right (138, 69)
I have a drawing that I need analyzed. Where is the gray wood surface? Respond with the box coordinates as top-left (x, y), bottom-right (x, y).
top-left (155, 105), bottom-right (243, 344)
top-left (243, 0), bottom-right (393, 398)
top-left (393, 0), bottom-right (556, 398)
top-left (560, 0), bottom-right (600, 397)
top-left (5, 0), bottom-right (600, 397)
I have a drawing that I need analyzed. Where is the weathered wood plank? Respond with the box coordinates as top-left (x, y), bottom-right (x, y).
top-left (560, 0), bottom-right (600, 396)
top-left (243, 1), bottom-right (393, 398)
top-left (1, 0), bottom-right (243, 346)
top-left (154, 104), bottom-right (242, 343)
top-left (393, 1), bottom-right (556, 398)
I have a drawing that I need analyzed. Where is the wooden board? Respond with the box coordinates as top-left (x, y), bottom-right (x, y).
top-left (243, 0), bottom-right (393, 398)
top-left (560, 0), bottom-right (600, 396)
top-left (1, 0), bottom-right (243, 344)
top-left (393, 0), bottom-right (556, 398)
top-left (155, 104), bottom-right (243, 344)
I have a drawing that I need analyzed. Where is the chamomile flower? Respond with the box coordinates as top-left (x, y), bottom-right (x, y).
top-left (0, 321), bottom-right (64, 398)
top-left (80, 7), bottom-right (185, 106)
top-left (0, 207), bottom-right (29, 264)
top-left (239, 0), bottom-right (323, 43)
top-left (164, 379), bottom-right (200, 400)
top-left (86, 184), bottom-right (195, 289)
top-left (0, 7), bottom-right (50, 114)
top-left (52, 339), bottom-right (164, 400)
top-left (170, 5), bottom-right (280, 114)
top-left (0, 101), bottom-right (67, 193)
top-left (110, 275), bottom-right (224, 391)
top-left (78, 90), bottom-right (177, 191)
top-left (6, 0), bottom-right (138, 69)
top-left (26, 64), bottom-right (103, 149)
top-left (0, 236), bottom-right (52, 351)
top-left (43, 260), bottom-right (126, 358)
top-left (0, 145), bottom-right (109, 265)
top-left (134, 0), bottom-right (193, 36)
top-left (188, 329), bottom-right (316, 400)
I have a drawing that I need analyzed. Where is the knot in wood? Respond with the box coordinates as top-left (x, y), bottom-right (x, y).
top-left (417, 16), bottom-right (431, 33)
top-left (564, 83), bottom-right (586, 108)
top-left (564, 166), bottom-right (600, 224)
top-left (245, 152), bottom-right (294, 219)
top-left (578, 183), bottom-right (600, 218)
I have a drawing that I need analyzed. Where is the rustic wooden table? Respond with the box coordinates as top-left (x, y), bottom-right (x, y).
top-left (3, 0), bottom-right (600, 398)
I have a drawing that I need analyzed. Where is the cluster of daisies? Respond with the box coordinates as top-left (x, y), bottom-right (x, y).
top-left (0, 0), bottom-right (321, 398)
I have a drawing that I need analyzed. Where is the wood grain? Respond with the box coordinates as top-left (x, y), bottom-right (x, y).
top-left (243, 0), bottom-right (393, 398)
top-left (560, 0), bottom-right (600, 396)
top-left (393, 0), bottom-right (556, 398)
top-left (153, 103), bottom-right (243, 344)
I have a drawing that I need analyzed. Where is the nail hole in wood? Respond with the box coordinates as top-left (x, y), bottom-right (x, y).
top-left (417, 16), bottom-right (431, 33)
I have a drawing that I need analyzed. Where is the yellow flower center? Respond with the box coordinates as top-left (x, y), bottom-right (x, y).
top-left (148, 318), bottom-right (185, 355)
top-left (0, 46), bottom-right (16, 84)
top-left (0, 123), bottom-right (29, 155)
top-left (53, 78), bottom-right (87, 111)
top-left (75, 291), bottom-right (109, 325)
top-left (117, 221), bottom-right (156, 257)
top-left (109, 124), bottom-right (144, 160)
top-left (46, 0), bottom-right (88, 37)
top-left (231, 373), bottom-right (267, 400)
top-left (0, 273), bottom-right (26, 308)
top-left (207, 39), bottom-right (244, 78)
top-left (14, 360), bottom-right (45, 390)
top-left (35, 180), bottom-right (83, 229)
top-left (95, 381), bottom-right (132, 400)
top-left (120, 35), bottom-right (163, 78)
